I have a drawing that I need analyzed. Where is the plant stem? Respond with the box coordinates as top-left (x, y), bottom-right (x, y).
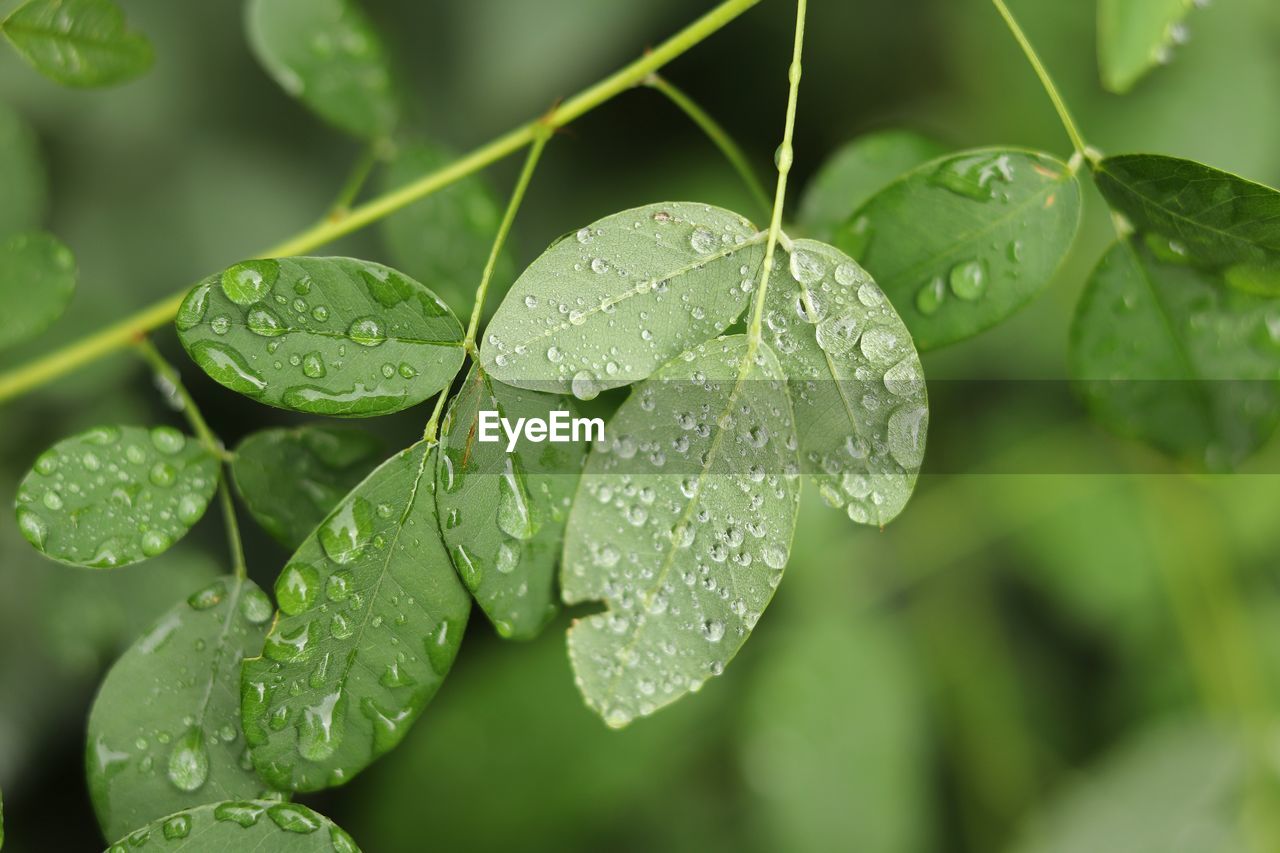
top-left (325, 139), bottom-right (385, 222)
top-left (464, 126), bottom-right (551, 353)
top-left (422, 387), bottom-right (450, 443)
top-left (646, 72), bottom-right (773, 221)
top-left (747, 0), bottom-right (807, 351)
top-left (132, 337), bottom-right (248, 579)
top-left (990, 0), bottom-right (1093, 163)
top-left (0, 0), bottom-right (762, 405)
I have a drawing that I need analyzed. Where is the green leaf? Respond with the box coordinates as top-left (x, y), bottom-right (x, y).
top-left (380, 140), bottom-right (512, 315)
top-left (764, 240), bottom-right (927, 526)
top-left (232, 426), bottom-right (384, 550)
top-left (1097, 0), bottom-right (1197, 94)
top-left (242, 441), bottom-right (471, 791)
top-left (480, 202), bottom-right (767, 399)
top-left (246, 0), bottom-right (398, 139)
top-left (0, 231), bottom-right (76, 350)
top-left (796, 129), bottom-right (948, 240)
top-left (0, 102), bottom-right (47, 236)
top-left (436, 365), bottom-right (585, 640)
top-left (836, 148), bottom-right (1081, 350)
top-left (1093, 154), bottom-right (1280, 272)
top-left (1070, 238), bottom-right (1280, 468)
top-left (176, 257), bottom-right (464, 417)
top-left (15, 425), bottom-right (219, 568)
top-left (1, 0), bottom-right (153, 88)
top-left (562, 335), bottom-right (800, 727)
top-left (87, 576), bottom-right (278, 843)
top-left (102, 799), bottom-right (361, 852)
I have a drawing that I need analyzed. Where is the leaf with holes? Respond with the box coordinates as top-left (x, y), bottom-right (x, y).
top-left (1, 0), bottom-right (153, 88)
top-left (102, 799), bottom-right (361, 852)
top-left (0, 103), bottom-right (47, 236)
top-left (0, 231), bottom-right (76, 350)
top-left (1098, 0), bottom-right (1198, 94)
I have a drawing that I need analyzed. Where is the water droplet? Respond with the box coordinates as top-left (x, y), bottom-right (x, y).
top-left (190, 340), bottom-right (267, 397)
top-left (949, 259), bottom-right (986, 300)
top-left (176, 284), bottom-right (211, 331)
top-left (149, 461), bottom-right (177, 487)
top-left (268, 803), bottom-right (322, 834)
top-left (277, 562), bottom-right (320, 615)
top-left (916, 277), bottom-right (946, 315)
top-left (141, 529), bottom-right (173, 557)
top-left (571, 370), bottom-right (601, 401)
top-left (17, 508), bottom-right (48, 551)
top-left (931, 152), bottom-right (1015, 200)
top-left (319, 498), bottom-right (373, 564)
top-left (590, 257), bottom-right (610, 274)
top-left (497, 461), bottom-right (534, 539)
top-left (247, 304), bottom-right (286, 336)
top-left (789, 249), bottom-right (826, 284)
top-left (167, 727), bottom-right (209, 792)
top-left (221, 259), bottom-right (279, 306)
top-left (815, 314), bottom-right (861, 356)
top-left (150, 426), bottom-right (186, 454)
top-left (347, 316), bottom-right (386, 346)
top-left (241, 586), bottom-right (274, 624)
top-left (690, 226), bottom-right (717, 254)
top-left (297, 691), bottom-right (344, 761)
top-left (162, 815), bottom-right (192, 840)
top-left (702, 620), bottom-right (725, 642)
top-left (178, 492), bottom-right (209, 525)
top-left (302, 351), bottom-right (326, 378)
top-left (214, 802), bottom-right (264, 827)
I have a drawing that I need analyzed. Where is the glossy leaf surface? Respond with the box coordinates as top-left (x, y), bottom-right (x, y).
top-left (1098, 0), bottom-right (1196, 94)
top-left (1, 0), bottom-right (153, 87)
top-left (103, 800), bottom-right (361, 852)
top-left (0, 231), bottom-right (76, 350)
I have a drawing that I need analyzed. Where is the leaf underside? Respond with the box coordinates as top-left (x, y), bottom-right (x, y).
top-left (2, 0), bottom-right (153, 88)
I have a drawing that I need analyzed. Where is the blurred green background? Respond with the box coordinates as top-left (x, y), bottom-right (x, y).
top-left (3, 0), bottom-right (1280, 850)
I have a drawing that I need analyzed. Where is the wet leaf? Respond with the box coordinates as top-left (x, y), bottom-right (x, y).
top-left (102, 799), bottom-right (361, 852)
top-left (232, 426), bottom-right (384, 550)
top-left (1, 0), bottom-right (153, 88)
top-left (176, 257), bottom-right (464, 417)
top-left (246, 0), bottom-right (398, 139)
top-left (836, 148), bottom-right (1081, 350)
top-left (0, 231), bottom-right (76, 350)
top-left (1098, 0), bottom-right (1197, 94)
top-left (764, 240), bottom-right (927, 526)
top-left (561, 335), bottom-right (800, 727)
top-left (14, 425), bottom-right (219, 568)
top-left (1070, 238), bottom-right (1280, 468)
top-left (480, 202), bottom-right (767, 399)
top-left (0, 102), bottom-right (47, 236)
top-left (436, 365), bottom-right (586, 640)
top-left (241, 441), bottom-right (470, 791)
top-left (87, 576), bottom-right (278, 843)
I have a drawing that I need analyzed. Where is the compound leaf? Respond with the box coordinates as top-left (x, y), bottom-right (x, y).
top-left (0, 103), bottom-right (47, 235)
top-left (176, 257), bottom-right (464, 417)
top-left (765, 240), bottom-right (927, 526)
top-left (481, 202), bottom-right (766, 398)
top-left (232, 426), bottom-right (383, 550)
top-left (562, 335), bottom-right (800, 727)
top-left (15, 425), bottom-right (218, 568)
top-left (1098, 0), bottom-right (1198, 94)
top-left (0, 231), bottom-right (76, 350)
top-left (246, 0), bottom-right (398, 139)
top-left (242, 441), bottom-right (470, 791)
top-left (837, 148), bottom-right (1081, 350)
top-left (1, 0), bottom-right (153, 88)
top-left (102, 800), bottom-right (361, 852)
top-left (436, 365), bottom-right (585, 640)
top-left (87, 576), bottom-right (277, 843)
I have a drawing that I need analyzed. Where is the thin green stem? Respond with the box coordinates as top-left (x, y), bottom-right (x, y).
top-left (464, 126), bottom-right (551, 353)
top-left (747, 0), bottom-right (807, 350)
top-left (0, 0), bottom-right (762, 404)
top-left (325, 139), bottom-right (386, 222)
top-left (422, 387), bottom-right (450, 443)
top-left (646, 72), bottom-right (772, 221)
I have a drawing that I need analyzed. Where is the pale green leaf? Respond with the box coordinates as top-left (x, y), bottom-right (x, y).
top-left (0, 231), bottom-right (76, 350)
top-left (176, 257), bottom-right (464, 417)
top-left (1098, 0), bottom-right (1198, 94)
top-left (436, 365), bottom-right (585, 640)
top-left (87, 576), bottom-right (277, 843)
top-left (836, 148), bottom-right (1081, 350)
top-left (242, 441), bottom-right (471, 791)
top-left (1, 0), bottom-right (153, 88)
top-left (562, 335), bottom-right (800, 727)
top-left (15, 425), bottom-right (219, 568)
top-left (0, 102), bottom-right (47, 235)
top-left (103, 800), bottom-right (361, 852)
top-left (232, 426), bottom-right (383, 550)
top-left (246, 0), bottom-right (398, 139)
top-left (480, 202), bottom-right (767, 398)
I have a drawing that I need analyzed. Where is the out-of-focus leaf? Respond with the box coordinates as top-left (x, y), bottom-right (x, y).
top-left (1098, 0), bottom-right (1198, 94)
top-left (102, 800), bottom-right (361, 852)
top-left (0, 231), bottom-right (76, 350)
top-left (0, 103), bottom-right (46, 236)
top-left (1, 0), bottom-right (153, 88)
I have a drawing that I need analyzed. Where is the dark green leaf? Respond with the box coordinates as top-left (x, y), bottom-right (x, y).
top-left (87, 576), bottom-right (277, 842)
top-left (15, 425), bottom-right (219, 568)
top-left (436, 365), bottom-right (585, 640)
top-left (0, 231), bottom-right (76, 350)
top-left (480, 202), bottom-right (767, 398)
top-left (246, 0), bottom-right (398, 139)
top-left (1070, 238), bottom-right (1280, 467)
top-left (837, 148), bottom-right (1081, 350)
top-left (1, 0), bottom-right (153, 88)
top-left (0, 102), bottom-right (47, 235)
top-left (764, 240), bottom-right (927, 525)
top-left (232, 426), bottom-right (384, 550)
top-left (1098, 0), bottom-right (1197, 94)
top-left (102, 799), bottom-right (361, 852)
top-left (242, 441), bottom-right (470, 791)
top-left (797, 129), bottom-right (948, 240)
top-left (176, 257), bottom-right (464, 417)
top-left (562, 335), bottom-right (800, 727)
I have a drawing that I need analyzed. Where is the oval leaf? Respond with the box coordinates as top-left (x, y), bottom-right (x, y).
top-left (246, 0), bottom-right (398, 139)
top-left (837, 148), bottom-right (1082, 350)
top-left (0, 230), bottom-right (76, 350)
top-left (765, 240), bottom-right (927, 525)
top-left (0, 103), bottom-right (47, 235)
top-left (232, 426), bottom-right (383, 550)
top-left (103, 799), bottom-right (361, 852)
top-left (15, 425), bottom-right (218, 568)
top-left (1098, 0), bottom-right (1197, 94)
top-left (242, 441), bottom-right (470, 791)
top-left (562, 335), bottom-right (800, 727)
top-left (1070, 238), bottom-right (1280, 468)
top-left (88, 576), bottom-right (277, 842)
top-left (480, 202), bottom-right (767, 398)
top-left (176, 257), bottom-right (464, 417)
top-left (436, 365), bottom-right (585, 640)
top-left (1, 0), bottom-right (153, 88)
